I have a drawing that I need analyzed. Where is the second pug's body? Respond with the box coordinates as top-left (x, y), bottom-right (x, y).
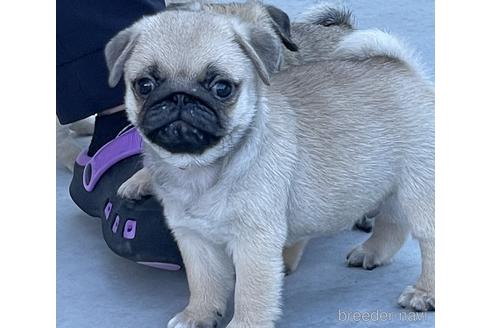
top-left (173, 1), bottom-right (354, 68)
top-left (106, 4), bottom-right (435, 328)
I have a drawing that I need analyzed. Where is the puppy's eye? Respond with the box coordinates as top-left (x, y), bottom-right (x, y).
top-left (136, 78), bottom-right (156, 96)
top-left (211, 80), bottom-right (233, 99)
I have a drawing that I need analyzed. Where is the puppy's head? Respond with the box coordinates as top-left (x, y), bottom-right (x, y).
top-left (105, 9), bottom-right (283, 167)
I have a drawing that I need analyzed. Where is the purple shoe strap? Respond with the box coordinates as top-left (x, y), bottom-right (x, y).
top-left (79, 127), bottom-right (144, 192)
top-left (76, 150), bottom-right (92, 166)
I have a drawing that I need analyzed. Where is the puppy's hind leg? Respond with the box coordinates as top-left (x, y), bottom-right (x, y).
top-left (398, 239), bottom-right (435, 311)
top-left (347, 193), bottom-right (410, 270)
top-left (397, 177), bottom-right (435, 312)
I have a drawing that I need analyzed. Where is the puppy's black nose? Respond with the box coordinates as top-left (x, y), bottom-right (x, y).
top-left (171, 93), bottom-right (193, 106)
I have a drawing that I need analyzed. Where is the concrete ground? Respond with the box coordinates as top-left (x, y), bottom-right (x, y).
top-left (57, 1), bottom-right (434, 327)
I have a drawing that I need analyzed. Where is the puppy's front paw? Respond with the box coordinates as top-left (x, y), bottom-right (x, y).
top-left (168, 310), bottom-right (222, 328)
top-left (117, 177), bottom-right (151, 200)
top-left (117, 169), bottom-right (152, 200)
top-left (346, 245), bottom-right (382, 270)
top-left (398, 285), bottom-right (435, 312)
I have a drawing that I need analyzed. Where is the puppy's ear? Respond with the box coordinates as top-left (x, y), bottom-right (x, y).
top-left (265, 5), bottom-right (299, 52)
top-left (104, 27), bottom-right (138, 88)
top-left (233, 24), bottom-right (283, 86)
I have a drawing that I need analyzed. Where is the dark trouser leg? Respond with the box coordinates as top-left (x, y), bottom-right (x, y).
top-left (56, 0), bottom-right (166, 124)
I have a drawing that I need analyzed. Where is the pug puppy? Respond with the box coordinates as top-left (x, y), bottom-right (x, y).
top-left (106, 4), bottom-right (434, 328)
top-left (119, 1), bottom-right (373, 231)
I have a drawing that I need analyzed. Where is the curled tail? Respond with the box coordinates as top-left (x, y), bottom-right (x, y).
top-left (335, 29), bottom-right (427, 78)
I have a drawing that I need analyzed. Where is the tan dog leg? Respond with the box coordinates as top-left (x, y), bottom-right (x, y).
top-left (168, 230), bottom-right (234, 328)
top-left (347, 194), bottom-right (410, 270)
top-left (227, 236), bottom-right (285, 328)
top-left (398, 239), bottom-right (435, 311)
top-left (397, 176), bottom-right (435, 311)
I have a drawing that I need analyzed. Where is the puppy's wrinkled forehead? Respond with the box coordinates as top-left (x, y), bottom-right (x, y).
top-left (127, 11), bottom-right (248, 81)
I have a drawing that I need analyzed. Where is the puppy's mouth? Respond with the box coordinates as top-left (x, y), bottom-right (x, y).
top-left (140, 93), bottom-right (226, 154)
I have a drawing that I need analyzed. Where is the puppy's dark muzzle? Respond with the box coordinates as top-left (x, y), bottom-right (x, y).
top-left (140, 92), bottom-right (225, 154)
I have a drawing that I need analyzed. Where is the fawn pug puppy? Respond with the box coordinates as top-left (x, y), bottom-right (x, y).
top-left (120, 1), bottom-right (374, 231)
top-left (105, 4), bottom-right (435, 328)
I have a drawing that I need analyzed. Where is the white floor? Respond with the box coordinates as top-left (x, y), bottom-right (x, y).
top-left (57, 1), bottom-right (435, 327)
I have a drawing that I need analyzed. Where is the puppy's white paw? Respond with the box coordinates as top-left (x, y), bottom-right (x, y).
top-left (117, 169), bottom-right (153, 200)
top-left (398, 285), bottom-right (435, 312)
top-left (168, 310), bottom-right (221, 328)
top-left (346, 245), bottom-right (382, 270)
top-left (117, 178), bottom-right (151, 200)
